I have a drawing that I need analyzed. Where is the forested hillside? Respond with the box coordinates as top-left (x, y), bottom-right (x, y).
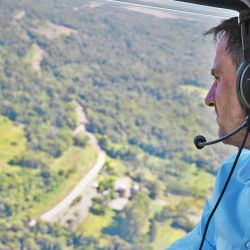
top-left (0, 0), bottom-right (235, 249)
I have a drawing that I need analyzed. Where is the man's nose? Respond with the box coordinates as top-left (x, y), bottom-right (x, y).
top-left (205, 82), bottom-right (217, 107)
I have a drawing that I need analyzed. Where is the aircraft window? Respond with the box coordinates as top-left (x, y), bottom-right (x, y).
top-left (0, 0), bottom-right (236, 249)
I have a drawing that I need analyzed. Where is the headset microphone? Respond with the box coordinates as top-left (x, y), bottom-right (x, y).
top-left (195, 117), bottom-right (249, 250)
top-left (194, 120), bottom-right (247, 149)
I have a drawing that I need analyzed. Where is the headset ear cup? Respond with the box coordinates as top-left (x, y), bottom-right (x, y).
top-left (236, 60), bottom-right (250, 111)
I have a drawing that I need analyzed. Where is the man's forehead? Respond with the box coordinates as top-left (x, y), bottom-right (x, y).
top-left (211, 38), bottom-right (237, 79)
top-left (216, 36), bottom-right (228, 56)
top-left (213, 36), bottom-right (232, 71)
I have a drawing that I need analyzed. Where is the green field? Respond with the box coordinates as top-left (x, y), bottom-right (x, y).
top-left (152, 220), bottom-right (186, 250)
top-left (0, 116), bottom-right (27, 164)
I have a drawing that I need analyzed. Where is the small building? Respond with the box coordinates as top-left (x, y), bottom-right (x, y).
top-left (108, 177), bottom-right (132, 211)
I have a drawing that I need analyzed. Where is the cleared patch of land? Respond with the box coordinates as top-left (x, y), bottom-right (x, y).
top-left (13, 10), bottom-right (26, 20)
top-left (35, 21), bottom-right (77, 39)
top-left (0, 116), bottom-right (26, 164)
top-left (24, 43), bottom-right (44, 74)
top-left (152, 220), bottom-right (186, 250)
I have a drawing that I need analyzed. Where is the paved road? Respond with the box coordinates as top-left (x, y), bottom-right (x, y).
top-left (41, 151), bottom-right (105, 222)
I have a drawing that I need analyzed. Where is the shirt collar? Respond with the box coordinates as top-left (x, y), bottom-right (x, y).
top-left (236, 149), bottom-right (250, 185)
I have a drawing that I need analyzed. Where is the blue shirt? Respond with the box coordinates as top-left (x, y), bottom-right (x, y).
top-left (166, 149), bottom-right (250, 250)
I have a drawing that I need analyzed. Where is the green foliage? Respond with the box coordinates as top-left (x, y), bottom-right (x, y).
top-left (0, 116), bottom-right (98, 221)
top-left (148, 218), bottom-right (157, 242)
top-left (0, 116), bottom-right (27, 164)
top-left (117, 193), bottom-right (150, 243)
top-left (171, 215), bottom-right (194, 232)
top-left (90, 197), bottom-right (106, 216)
top-left (73, 132), bottom-right (88, 147)
top-left (8, 151), bottom-right (48, 169)
top-left (80, 209), bottom-right (115, 240)
top-left (0, 220), bottom-right (99, 250)
top-left (0, 0), bottom-right (235, 249)
top-left (97, 177), bottom-right (115, 193)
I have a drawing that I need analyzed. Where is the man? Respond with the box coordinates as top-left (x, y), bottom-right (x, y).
top-left (167, 17), bottom-right (250, 249)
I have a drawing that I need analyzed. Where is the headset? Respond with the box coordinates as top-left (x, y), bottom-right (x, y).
top-left (195, 6), bottom-right (250, 149)
top-left (237, 9), bottom-right (250, 113)
top-left (192, 1), bottom-right (250, 249)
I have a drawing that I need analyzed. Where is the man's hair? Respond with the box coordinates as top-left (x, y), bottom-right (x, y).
top-left (205, 17), bottom-right (242, 67)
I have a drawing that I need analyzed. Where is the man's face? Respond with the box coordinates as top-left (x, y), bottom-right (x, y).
top-left (205, 36), bottom-right (246, 146)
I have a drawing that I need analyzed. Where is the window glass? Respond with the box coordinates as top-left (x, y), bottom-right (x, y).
top-left (0, 0), bottom-right (236, 249)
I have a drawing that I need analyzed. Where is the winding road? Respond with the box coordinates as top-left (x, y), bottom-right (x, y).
top-left (40, 103), bottom-right (106, 223)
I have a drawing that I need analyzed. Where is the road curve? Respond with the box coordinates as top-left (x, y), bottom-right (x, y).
top-left (41, 151), bottom-right (106, 222)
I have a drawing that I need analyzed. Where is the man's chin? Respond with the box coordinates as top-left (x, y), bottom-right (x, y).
top-left (218, 127), bottom-right (234, 145)
top-left (218, 124), bottom-right (237, 139)
top-left (219, 127), bottom-right (248, 148)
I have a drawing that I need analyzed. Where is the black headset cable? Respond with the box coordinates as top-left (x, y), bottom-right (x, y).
top-left (199, 118), bottom-right (250, 250)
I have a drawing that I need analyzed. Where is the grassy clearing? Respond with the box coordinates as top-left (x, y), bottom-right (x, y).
top-left (152, 220), bottom-right (186, 250)
top-left (51, 145), bottom-right (95, 172)
top-left (0, 116), bottom-right (26, 164)
top-left (150, 164), bottom-right (214, 250)
top-left (13, 10), bottom-right (25, 20)
top-left (35, 21), bottom-right (77, 39)
top-left (23, 43), bottom-right (44, 72)
top-left (103, 156), bottom-right (127, 177)
top-left (79, 209), bottom-right (115, 238)
top-left (21, 144), bottom-right (98, 218)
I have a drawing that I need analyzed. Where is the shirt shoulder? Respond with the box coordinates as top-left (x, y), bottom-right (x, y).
top-left (236, 149), bottom-right (250, 185)
top-left (214, 149), bottom-right (250, 194)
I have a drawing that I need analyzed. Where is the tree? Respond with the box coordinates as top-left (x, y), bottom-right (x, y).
top-left (73, 132), bottom-right (88, 147)
top-left (119, 193), bottom-right (150, 243)
top-left (148, 218), bottom-right (157, 242)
